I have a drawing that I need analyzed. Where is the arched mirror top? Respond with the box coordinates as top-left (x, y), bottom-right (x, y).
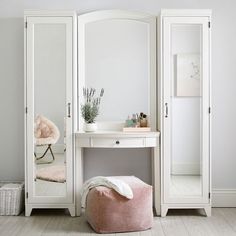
top-left (77, 10), bottom-right (156, 23)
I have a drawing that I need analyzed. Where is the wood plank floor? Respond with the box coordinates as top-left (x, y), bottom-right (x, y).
top-left (1, 208), bottom-right (236, 236)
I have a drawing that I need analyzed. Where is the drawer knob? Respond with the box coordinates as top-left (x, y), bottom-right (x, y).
top-left (116, 140), bottom-right (120, 145)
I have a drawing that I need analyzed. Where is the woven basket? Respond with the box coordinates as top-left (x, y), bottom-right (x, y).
top-left (0, 182), bottom-right (24, 215)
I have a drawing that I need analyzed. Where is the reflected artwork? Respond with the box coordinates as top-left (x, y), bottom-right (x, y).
top-left (175, 53), bottom-right (200, 97)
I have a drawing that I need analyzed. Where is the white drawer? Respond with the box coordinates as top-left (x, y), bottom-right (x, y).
top-left (145, 137), bottom-right (158, 147)
top-left (91, 137), bottom-right (145, 148)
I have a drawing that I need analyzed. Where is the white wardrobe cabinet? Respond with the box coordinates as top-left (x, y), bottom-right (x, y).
top-left (24, 11), bottom-right (77, 216)
top-left (159, 10), bottom-right (212, 217)
top-left (24, 9), bottom-right (212, 218)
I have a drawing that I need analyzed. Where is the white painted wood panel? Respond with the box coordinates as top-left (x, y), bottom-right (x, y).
top-left (160, 10), bottom-right (211, 216)
top-left (75, 131), bottom-right (160, 215)
top-left (92, 137), bottom-right (145, 148)
top-left (24, 11), bottom-right (77, 216)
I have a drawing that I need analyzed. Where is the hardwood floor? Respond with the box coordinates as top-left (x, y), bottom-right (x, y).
top-left (1, 208), bottom-right (236, 235)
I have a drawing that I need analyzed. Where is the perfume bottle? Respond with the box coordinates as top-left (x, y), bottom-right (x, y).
top-left (132, 114), bottom-right (137, 126)
top-left (125, 116), bottom-right (133, 127)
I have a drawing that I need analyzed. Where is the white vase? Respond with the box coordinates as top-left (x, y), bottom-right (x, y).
top-left (84, 123), bottom-right (97, 132)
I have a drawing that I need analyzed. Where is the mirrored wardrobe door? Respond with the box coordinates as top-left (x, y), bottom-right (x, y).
top-left (163, 17), bottom-right (210, 204)
top-left (26, 16), bottom-right (73, 204)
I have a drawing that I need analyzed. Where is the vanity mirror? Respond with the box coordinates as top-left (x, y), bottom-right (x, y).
top-left (24, 11), bottom-right (76, 216)
top-left (75, 10), bottom-right (160, 216)
top-left (78, 10), bottom-right (156, 130)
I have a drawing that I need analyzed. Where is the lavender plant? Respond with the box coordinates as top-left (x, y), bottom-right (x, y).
top-left (81, 87), bottom-right (104, 124)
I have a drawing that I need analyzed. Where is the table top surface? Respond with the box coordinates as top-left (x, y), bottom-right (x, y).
top-left (75, 130), bottom-right (160, 138)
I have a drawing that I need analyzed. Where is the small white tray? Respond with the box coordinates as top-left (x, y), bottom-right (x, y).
top-left (123, 127), bottom-right (151, 132)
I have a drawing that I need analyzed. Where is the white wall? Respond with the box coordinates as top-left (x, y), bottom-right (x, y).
top-left (84, 148), bottom-right (151, 183)
top-left (0, 18), bottom-right (24, 181)
top-left (0, 0), bottom-right (236, 196)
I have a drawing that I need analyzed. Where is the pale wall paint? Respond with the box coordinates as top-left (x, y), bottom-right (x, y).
top-left (0, 0), bottom-right (235, 191)
top-left (0, 18), bottom-right (24, 181)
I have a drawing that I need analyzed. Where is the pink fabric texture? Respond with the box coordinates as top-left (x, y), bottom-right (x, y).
top-left (36, 165), bottom-right (65, 183)
top-left (85, 176), bottom-right (153, 233)
top-left (34, 115), bottom-right (60, 145)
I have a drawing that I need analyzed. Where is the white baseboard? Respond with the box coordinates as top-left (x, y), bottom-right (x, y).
top-left (212, 189), bottom-right (236, 207)
top-left (172, 162), bottom-right (200, 175)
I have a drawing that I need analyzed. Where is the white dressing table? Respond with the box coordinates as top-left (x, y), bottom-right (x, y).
top-left (75, 130), bottom-right (160, 216)
top-left (76, 131), bottom-right (159, 148)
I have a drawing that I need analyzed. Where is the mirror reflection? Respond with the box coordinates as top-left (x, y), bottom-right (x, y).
top-left (33, 24), bottom-right (67, 197)
top-left (170, 24), bottom-right (202, 197)
top-left (84, 19), bottom-right (149, 121)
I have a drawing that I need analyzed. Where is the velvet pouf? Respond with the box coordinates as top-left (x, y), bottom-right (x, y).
top-left (85, 176), bottom-right (153, 233)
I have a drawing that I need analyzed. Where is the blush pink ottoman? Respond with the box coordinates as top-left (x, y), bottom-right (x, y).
top-left (85, 176), bottom-right (153, 233)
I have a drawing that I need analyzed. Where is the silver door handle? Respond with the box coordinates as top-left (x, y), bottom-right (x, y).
top-left (67, 103), bottom-right (71, 118)
top-left (165, 103), bottom-right (168, 118)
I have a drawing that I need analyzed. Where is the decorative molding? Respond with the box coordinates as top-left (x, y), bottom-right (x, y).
top-left (212, 189), bottom-right (236, 207)
top-left (160, 9), bottom-right (212, 17)
top-left (24, 10), bottom-right (76, 17)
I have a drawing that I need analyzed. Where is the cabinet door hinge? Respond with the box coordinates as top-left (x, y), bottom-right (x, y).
top-left (26, 192), bottom-right (28, 199)
top-left (208, 107), bottom-right (211, 114)
top-left (25, 107), bottom-right (28, 114)
top-left (209, 192), bottom-right (211, 199)
top-left (25, 21), bottom-right (27, 29)
top-left (208, 21), bottom-right (211, 28)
